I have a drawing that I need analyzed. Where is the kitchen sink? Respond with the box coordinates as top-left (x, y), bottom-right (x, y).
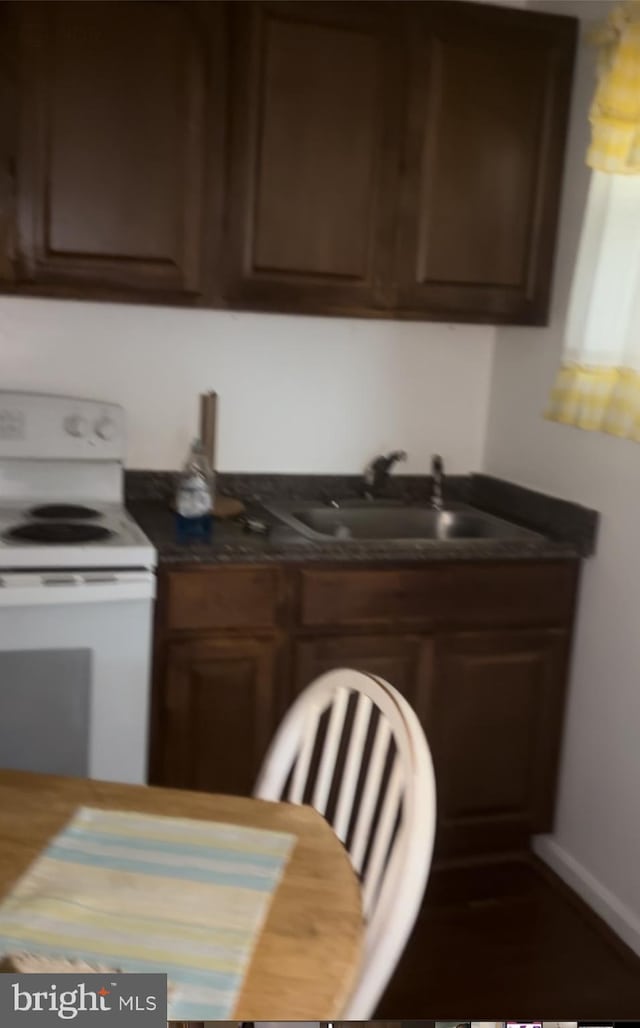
top-left (265, 501), bottom-right (543, 544)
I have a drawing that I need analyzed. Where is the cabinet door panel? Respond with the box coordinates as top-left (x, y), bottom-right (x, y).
top-left (395, 2), bottom-right (576, 323)
top-left (293, 634), bottom-right (434, 821)
top-left (299, 567), bottom-right (444, 630)
top-left (224, 1), bottom-right (401, 313)
top-left (166, 566), bottom-right (283, 633)
top-left (16, 1), bottom-right (224, 298)
top-left (295, 633), bottom-right (434, 727)
top-left (433, 629), bottom-right (570, 856)
top-left (158, 635), bottom-right (282, 797)
top-left (0, 3), bottom-right (18, 284)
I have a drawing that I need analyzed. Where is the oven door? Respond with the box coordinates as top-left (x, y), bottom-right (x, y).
top-left (0, 570), bottom-right (155, 784)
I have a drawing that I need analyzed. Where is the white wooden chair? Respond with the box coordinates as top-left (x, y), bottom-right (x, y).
top-left (254, 668), bottom-right (437, 1018)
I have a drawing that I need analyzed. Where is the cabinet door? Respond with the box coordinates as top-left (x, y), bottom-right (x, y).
top-left (433, 629), bottom-right (570, 857)
top-left (0, 2), bottom-right (18, 283)
top-left (295, 633), bottom-right (434, 727)
top-left (224, 1), bottom-right (402, 314)
top-left (395, 1), bottom-right (576, 324)
top-left (157, 635), bottom-right (282, 797)
top-left (15, 1), bottom-right (225, 300)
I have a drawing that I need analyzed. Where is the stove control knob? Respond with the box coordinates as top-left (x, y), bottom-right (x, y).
top-left (95, 416), bottom-right (117, 441)
top-left (64, 414), bottom-right (89, 438)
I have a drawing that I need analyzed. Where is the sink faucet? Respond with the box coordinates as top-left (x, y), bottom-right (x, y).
top-left (431, 454), bottom-right (444, 511)
top-left (363, 450), bottom-right (407, 499)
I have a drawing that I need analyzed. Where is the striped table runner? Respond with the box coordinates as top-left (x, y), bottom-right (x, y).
top-left (0, 806), bottom-right (295, 1019)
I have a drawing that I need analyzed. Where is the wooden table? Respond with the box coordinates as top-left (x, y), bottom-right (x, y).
top-left (0, 770), bottom-right (363, 1019)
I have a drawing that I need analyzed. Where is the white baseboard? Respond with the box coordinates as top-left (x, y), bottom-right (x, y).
top-left (534, 834), bottom-right (640, 959)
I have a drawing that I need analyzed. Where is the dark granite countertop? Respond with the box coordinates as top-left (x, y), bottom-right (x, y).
top-left (127, 471), bottom-right (597, 566)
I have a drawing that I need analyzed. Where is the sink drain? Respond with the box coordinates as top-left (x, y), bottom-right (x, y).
top-left (334, 525), bottom-right (352, 541)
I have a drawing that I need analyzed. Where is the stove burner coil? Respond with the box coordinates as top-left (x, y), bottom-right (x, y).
top-left (29, 504), bottom-right (100, 520)
top-left (6, 523), bottom-right (113, 544)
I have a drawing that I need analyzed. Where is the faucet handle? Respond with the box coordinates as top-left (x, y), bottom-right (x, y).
top-left (431, 454), bottom-right (444, 511)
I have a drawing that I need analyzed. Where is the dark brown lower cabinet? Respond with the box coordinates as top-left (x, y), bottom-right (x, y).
top-left (151, 559), bottom-right (578, 860)
top-left (432, 628), bottom-right (570, 857)
top-left (157, 634), bottom-right (283, 797)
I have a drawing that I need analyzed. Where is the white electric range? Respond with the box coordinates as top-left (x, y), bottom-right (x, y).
top-left (0, 390), bottom-right (156, 784)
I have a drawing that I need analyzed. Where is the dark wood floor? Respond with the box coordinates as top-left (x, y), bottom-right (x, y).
top-left (378, 854), bottom-right (640, 1018)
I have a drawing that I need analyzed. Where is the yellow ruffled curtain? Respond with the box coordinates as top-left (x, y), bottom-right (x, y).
top-left (546, 2), bottom-right (640, 440)
top-left (588, 0), bottom-right (640, 174)
top-left (548, 365), bottom-right (640, 441)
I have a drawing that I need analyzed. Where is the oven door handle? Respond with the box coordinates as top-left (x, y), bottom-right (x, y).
top-left (0, 570), bottom-right (156, 606)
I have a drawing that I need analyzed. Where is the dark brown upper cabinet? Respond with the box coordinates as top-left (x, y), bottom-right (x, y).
top-left (223, 1), bottom-right (403, 314)
top-left (394, 1), bottom-right (576, 323)
top-left (224, 0), bottom-right (576, 323)
top-left (3, 0), bottom-right (577, 324)
top-left (0, 2), bottom-right (18, 284)
top-left (13, 1), bottom-right (226, 302)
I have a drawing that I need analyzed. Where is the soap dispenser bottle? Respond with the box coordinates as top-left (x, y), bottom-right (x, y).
top-left (175, 438), bottom-right (215, 543)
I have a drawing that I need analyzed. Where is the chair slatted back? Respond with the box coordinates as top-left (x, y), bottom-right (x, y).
top-left (254, 668), bottom-right (437, 1017)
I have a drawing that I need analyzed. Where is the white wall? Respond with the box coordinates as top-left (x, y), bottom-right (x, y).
top-left (486, 0), bottom-right (640, 954)
top-left (0, 298), bottom-right (495, 473)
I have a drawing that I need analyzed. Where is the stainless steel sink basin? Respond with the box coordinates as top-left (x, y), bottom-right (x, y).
top-left (266, 501), bottom-right (543, 543)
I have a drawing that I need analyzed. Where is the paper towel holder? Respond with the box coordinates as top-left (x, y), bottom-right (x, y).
top-left (199, 391), bottom-right (217, 471)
